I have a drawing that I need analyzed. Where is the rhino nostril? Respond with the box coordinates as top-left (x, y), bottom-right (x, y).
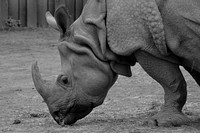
top-left (64, 115), bottom-right (76, 125)
top-left (60, 119), bottom-right (65, 126)
top-left (54, 116), bottom-right (60, 122)
top-left (53, 110), bottom-right (60, 117)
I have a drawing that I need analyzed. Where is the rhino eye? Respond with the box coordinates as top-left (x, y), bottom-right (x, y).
top-left (61, 76), bottom-right (69, 84)
top-left (57, 75), bottom-right (71, 87)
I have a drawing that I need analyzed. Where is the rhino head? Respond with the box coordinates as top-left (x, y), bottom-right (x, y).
top-left (32, 0), bottom-right (136, 125)
top-left (32, 51), bottom-right (116, 125)
top-left (31, 1), bottom-right (131, 125)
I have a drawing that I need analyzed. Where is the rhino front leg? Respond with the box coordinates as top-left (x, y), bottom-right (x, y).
top-left (134, 51), bottom-right (190, 127)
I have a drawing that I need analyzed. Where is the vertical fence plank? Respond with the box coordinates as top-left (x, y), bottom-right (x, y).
top-left (27, 0), bottom-right (37, 27)
top-left (38, 0), bottom-right (48, 27)
top-left (0, 0), bottom-right (2, 28)
top-left (8, 0), bottom-right (19, 19)
top-left (0, 0), bottom-right (8, 29)
top-left (19, 0), bottom-right (26, 27)
top-left (83, 0), bottom-right (87, 6)
top-left (75, 0), bottom-right (83, 19)
top-left (65, 0), bottom-right (75, 21)
top-left (48, 0), bottom-right (55, 14)
top-left (65, 0), bottom-right (75, 28)
top-left (55, 0), bottom-right (65, 9)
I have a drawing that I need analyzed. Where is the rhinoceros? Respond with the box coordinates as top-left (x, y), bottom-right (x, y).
top-left (32, 0), bottom-right (200, 126)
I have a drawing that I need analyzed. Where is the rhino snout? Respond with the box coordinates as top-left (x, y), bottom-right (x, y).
top-left (51, 101), bottom-right (94, 126)
top-left (55, 114), bottom-right (77, 126)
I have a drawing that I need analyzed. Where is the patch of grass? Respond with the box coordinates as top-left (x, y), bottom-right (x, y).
top-left (20, 111), bottom-right (50, 119)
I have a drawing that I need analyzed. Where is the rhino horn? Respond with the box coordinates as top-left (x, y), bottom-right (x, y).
top-left (46, 11), bottom-right (59, 31)
top-left (32, 62), bottom-right (53, 102)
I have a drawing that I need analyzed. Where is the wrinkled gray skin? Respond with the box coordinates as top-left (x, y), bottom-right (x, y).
top-left (32, 0), bottom-right (200, 126)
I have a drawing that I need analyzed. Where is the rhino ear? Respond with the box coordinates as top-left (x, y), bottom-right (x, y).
top-left (110, 62), bottom-right (132, 77)
top-left (54, 6), bottom-right (71, 36)
top-left (46, 11), bottom-right (59, 31)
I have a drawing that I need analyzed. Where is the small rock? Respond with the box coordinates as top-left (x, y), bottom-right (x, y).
top-left (15, 89), bottom-right (22, 91)
top-left (13, 119), bottom-right (21, 124)
top-left (30, 113), bottom-right (39, 117)
top-left (30, 112), bottom-right (49, 118)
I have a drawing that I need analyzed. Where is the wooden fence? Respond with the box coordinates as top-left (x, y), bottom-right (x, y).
top-left (0, 0), bottom-right (88, 29)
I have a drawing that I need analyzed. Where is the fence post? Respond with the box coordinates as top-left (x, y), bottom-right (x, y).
top-left (27, 0), bottom-right (37, 27)
top-left (19, 0), bottom-right (27, 27)
top-left (0, 0), bottom-right (8, 29)
top-left (38, 0), bottom-right (48, 27)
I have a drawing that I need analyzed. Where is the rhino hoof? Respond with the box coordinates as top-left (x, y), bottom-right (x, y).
top-left (148, 110), bottom-right (191, 127)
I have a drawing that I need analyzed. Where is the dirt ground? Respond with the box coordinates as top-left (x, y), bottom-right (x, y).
top-left (0, 28), bottom-right (200, 133)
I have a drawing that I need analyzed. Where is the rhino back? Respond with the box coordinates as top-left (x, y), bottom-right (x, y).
top-left (107, 0), bottom-right (149, 56)
top-left (106, 0), bottom-right (168, 56)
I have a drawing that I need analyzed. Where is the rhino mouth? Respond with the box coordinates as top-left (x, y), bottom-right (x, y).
top-left (53, 103), bottom-right (94, 126)
top-left (53, 110), bottom-right (77, 126)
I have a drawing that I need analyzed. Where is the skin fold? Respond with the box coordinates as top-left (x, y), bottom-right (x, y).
top-left (32, 0), bottom-right (200, 126)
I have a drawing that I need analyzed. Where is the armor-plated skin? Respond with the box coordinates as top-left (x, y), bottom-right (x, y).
top-left (32, 0), bottom-right (200, 126)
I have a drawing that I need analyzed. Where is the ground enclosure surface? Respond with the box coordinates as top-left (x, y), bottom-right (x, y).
top-left (0, 29), bottom-right (200, 133)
